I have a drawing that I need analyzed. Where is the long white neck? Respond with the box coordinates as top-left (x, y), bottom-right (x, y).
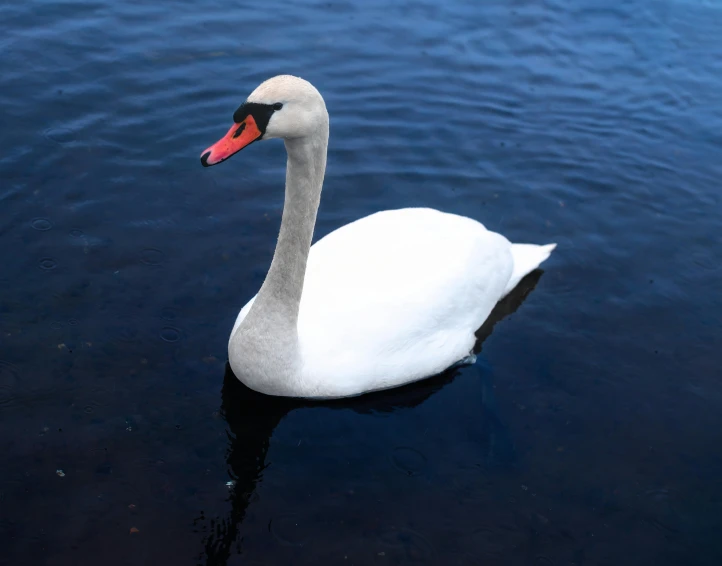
top-left (254, 130), bottom-right (328, 323)
top-left (228, 121), bottom-right (329, 393)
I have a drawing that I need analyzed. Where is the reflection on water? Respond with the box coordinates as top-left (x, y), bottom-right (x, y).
top-left (198, 272), bottom-right (540, 565)
top-left (2, 0), bottom-right (722, 564)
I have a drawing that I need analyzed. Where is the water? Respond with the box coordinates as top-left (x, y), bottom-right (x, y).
top-left (2, 0), bottom-right (721, 564)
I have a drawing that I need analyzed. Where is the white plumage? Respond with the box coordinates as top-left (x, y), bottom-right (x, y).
top-left (230, 207), bottom-right (555, 398)
top-left (201, 75), bottom-right (556, 399)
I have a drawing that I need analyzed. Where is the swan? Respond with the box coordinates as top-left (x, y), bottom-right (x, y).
top-left (200, 75), bottom-right (556, 399)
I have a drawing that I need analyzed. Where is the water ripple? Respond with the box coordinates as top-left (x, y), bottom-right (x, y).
top-left (2, 0), bottom-right (722, 564)
top-left (38, 257), bottom-right (57, 271)
top-left (140, 248), bottom-right (165, 266)
top-left (30, 218), bottom-right (52, 231)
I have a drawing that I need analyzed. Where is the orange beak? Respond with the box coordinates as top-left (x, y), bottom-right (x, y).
top-left (200, 114), bottom-right (262, 167)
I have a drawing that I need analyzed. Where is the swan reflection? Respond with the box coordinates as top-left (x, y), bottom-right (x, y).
top-left (195, 270), bottom-right (543, 565)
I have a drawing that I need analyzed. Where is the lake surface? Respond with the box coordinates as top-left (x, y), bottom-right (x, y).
top-left (2, 0), bottom-right (722, 564)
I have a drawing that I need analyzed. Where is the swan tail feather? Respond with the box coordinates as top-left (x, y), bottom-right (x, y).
top-left (503, 243), bottom-right (557, 297)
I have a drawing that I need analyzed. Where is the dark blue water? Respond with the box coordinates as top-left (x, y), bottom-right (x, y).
top-left (2, 0), bottom-right (722, 564)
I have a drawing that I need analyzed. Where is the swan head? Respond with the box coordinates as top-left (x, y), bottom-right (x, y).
top-left (200, 75), bottom-right (327, 167)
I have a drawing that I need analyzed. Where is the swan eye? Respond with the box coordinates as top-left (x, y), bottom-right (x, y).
top-left (273, 102), bottom-right (283, 111)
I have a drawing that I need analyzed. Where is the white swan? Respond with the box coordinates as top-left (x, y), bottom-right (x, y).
top-left (200, 75), bottom-right (555, 399)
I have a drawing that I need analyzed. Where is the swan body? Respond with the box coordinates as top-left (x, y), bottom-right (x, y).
top-left (200, 75), bottom-right (556, 399)
top-left (230, 207), bottom-right (555, 398)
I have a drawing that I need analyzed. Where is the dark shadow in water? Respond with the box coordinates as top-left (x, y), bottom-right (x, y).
top-left (194, 270), bottom-right (543, 565)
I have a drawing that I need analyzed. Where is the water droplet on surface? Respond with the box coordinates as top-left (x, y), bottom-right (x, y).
top-left (140, 248), bottom-right (165, 266)
top-left (70, 229), bottom-right (84, 238)
top-left (39, 257), bottom-right (57, 270)
top-left (391, 446), bottom-right (427, 476)
top-left (160, 326), bottom-right (180, 342)
top-left (68, 318), bottom-right (79, 326)
top-left (31, 218), bottom-right (53, 231)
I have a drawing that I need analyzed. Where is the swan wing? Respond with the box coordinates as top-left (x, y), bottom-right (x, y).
top-left (295, 208), bottom-right (513, 396)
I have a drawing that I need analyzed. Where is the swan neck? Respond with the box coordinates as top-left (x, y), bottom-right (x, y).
top-left (253, 127), bottom-right (328, 326)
